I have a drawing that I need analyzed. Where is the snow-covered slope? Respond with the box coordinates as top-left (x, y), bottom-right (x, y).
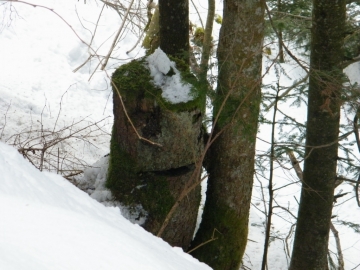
top-left (0, 142), bottom-right (211, 270)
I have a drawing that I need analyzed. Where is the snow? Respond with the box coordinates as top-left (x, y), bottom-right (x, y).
top-left (0, 0), bottom-right (118, 167)
top-left (146, 48), bottom-right (195, 104)
top-left (0, 142), bottom-right (210, 270)
top-left (76, 156), bottom-right (148, 226)
top-left (0, 1), bottom-right (210, 269)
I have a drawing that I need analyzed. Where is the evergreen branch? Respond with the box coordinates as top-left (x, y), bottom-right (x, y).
top-left (264, 3), bottom-right (309, 73)
top-left (265, 75), bottom-right (309, 111)
top-left (346, 0), bottom-right (360, 4)
top-left (342, 55), bottom-right (360, 69)
top-left (277, 109), bottom-right (306, 128)
top-left (271, 10), bottom-right (311, 21)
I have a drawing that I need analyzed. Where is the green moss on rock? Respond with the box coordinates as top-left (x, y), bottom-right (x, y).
top-left (111, 57), bottom-right (205, 114)
top-left (106, 127), bottom-right (138, 197)
top-left (137, 172), bottom-right (175, 222)
top-left (107, 53), bottom-right (205, 248)
top-left (107, 127), bottom-right (174, 222)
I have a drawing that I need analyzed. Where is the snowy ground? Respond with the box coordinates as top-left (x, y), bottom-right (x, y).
top-left (0, 1), bottom-right (359, 269)
top-left (0, 142), bottom-right (210, 270)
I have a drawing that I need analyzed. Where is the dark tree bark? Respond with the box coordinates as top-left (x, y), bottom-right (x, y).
top-left (289, 1), bottom-right (346, 269)
top-left (159, 0), bottom-right (189, 63)
top-left (190, 1), bottom-right (265, 269)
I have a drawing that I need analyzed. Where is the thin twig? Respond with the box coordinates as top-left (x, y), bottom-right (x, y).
top-left (190, 0), bottom-right (204, 30)
top-left (261, 81), bottom-right (280, 270)
top-left (264, 3), bottom-right (309, 73)
top-left (285, 223), bottom-right (296, 259)
top-left (100, 0), bottom-right (135, 70)
top-left (157, 173), bottom-right (208, 237)
top-left (187, 228), bottom-right (220, 254)
top-left (330, 222), bottom-right (345, 270)
top-left (110, 80), bottom-right (162, 147)
top-left (0, 100), bottom-right (11, 139)
top-left (287, 151), bottom-right (303, 182)
top-left (265, 75), bottom-right (309, 111)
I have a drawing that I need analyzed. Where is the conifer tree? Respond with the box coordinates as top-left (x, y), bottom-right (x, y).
top-left (289, 1), bottom-right (346, 269)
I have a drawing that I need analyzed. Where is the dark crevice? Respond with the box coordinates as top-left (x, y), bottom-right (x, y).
top-left (192, 111), bottom-right (202, 124)
top-left (142, 107), bottom-right (162, 139)
top-left (151, 163), bottom-right (195, 177)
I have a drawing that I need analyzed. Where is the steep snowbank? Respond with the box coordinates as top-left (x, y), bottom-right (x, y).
top-left (0, 142), bottom-right (211, 270)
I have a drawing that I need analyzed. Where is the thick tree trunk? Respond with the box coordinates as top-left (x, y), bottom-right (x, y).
top-left (107, 0), bottom-right (204, 251)
top-left (190, 1), bottom-right (265, 269)
top-left (159, 0), bottom-right (189, 63)
top-left (107, 59), bottom-right (203, 250)
top-left (289, 1), bottom-right (346, 269)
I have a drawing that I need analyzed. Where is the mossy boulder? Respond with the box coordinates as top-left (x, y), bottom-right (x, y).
top-left (107, 54), bottom-right (205, 250)
top-left (110, 57), bottom-right (204, 171)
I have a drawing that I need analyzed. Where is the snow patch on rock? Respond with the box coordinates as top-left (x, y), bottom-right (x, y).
top-left (76, 156), bottom-right (147, 225)
top-left (146, 48), bottom-right (194, 104)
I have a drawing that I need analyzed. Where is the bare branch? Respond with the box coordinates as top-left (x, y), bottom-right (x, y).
top-left (330, 222), bottom-right (345, 270)
top-left (100, 0), bottom-right (135, 70)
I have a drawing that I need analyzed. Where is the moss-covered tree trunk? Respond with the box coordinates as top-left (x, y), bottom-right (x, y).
top-left (107, 58), bottom-right (204, 250)
top-left (107, 0), bottom-right (204, 251)
top-left (159, 0), bottom-right (189, 63)
top-left (289, 1), bottom-right (346, 269)
top-left (190, 1), bottom-right (265, 269)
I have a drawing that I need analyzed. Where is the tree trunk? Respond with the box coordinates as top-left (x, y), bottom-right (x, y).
top-left (277, 0), bottom-right (285, 63)
top-left (107, 59), bottom-right (204, 250)
top-left (190, 1), bottom-right (265, 269)
top-left (289, 1), bottom-right (346, 269)
top-left (159, 0), bottom-right (189, 63)
top-left (106, 0), bottom-right (205, 250)
top-left (199, 0), bottom-right (215, 82)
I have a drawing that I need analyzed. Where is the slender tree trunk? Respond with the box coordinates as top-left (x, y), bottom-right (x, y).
top-left (199, 0), bottom-right (215, 83)
top-left (190, 1), bottom-right (265, 269)
top-left (277, 0), bottom-right (285, 63)
top-left (159, 0), bottom-right (189, 63)
top-left (289, 1), bottom-right (346, 269)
